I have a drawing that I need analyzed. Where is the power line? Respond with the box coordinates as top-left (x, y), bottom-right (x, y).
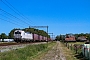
top-left (0, 8), bottom-right (30, 26)
top-left (1, 0), bottom-right (35, 25)
top-left (1, 0), bottom-right (30, 26)
top-left (0, 14), bottom-right (25, 26)
top-left (4, 0), bottom-right (35, 25)
top-left (0, 17), bottom-right (24, 28)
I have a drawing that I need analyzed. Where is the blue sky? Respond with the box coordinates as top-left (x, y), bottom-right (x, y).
top-left (0, 0), bottom-right (90, 36)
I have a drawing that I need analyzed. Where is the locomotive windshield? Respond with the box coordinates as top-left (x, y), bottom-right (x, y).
top-left (15, 31), bottom-right (21, 34)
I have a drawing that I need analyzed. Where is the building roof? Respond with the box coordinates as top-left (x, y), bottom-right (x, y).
top-left (78, 36), bottom-right (87, 40)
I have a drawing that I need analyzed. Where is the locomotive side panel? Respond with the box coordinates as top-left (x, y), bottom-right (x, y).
top-left (14, 30), bottom-right (33, 42)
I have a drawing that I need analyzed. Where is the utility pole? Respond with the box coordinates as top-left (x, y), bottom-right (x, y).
top-left (53, 35), bottom-right (55, 41)
top-left (48, 33), bottom-right (53, 40)
top-left (46, 26), bottom-right (48, 47)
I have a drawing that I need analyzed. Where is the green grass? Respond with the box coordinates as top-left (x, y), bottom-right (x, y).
top-left (60, 42), bottom-right (79, 60)
top-left (67, 42), bottom-right (85, 45)
top-left (0, 42), bottom-right (56, 60)
top-left (62, 42), bottom-right (87, 60)
top-left (32, 42), bottom-right (56, 60)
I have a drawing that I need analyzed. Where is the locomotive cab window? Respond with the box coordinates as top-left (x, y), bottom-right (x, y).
top-left (15, 31), bottom-right (21, 34)
top-left (15, 32), bottom-right (17, 34)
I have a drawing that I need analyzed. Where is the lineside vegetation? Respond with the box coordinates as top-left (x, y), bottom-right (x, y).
top-left (0, 42), bottom-right (56, 60)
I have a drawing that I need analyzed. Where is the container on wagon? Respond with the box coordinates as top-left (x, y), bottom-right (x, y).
top-left (43, 37), bottom-right (46, 41)
top-left (39, 35), bottom-right (43, 41)
top-left (33, 34), bottom-right (39, 41)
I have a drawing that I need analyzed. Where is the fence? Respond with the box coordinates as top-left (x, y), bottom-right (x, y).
top-left (82, 44), bottom-right (90, 59)
top-left (64, 42), bottom-right (90, 60)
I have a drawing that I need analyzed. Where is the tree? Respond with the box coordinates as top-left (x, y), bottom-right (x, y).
top-left (74, 34), bottom-right (79, 40)
top-left (59, 35), bottom-right (63, 40)
top-left (55, 35), bottom-right (60, 41)
top-left (0, 33), bottom-right (8, 39)
top-left (0, 35), bottom-right (1, 39)
top-left (9, 28), bottom-right (50, 38)
top-left (66, 34), bottom-right (69, 38)
top-left (55, 34), bottom-right (65, 41)
top-left (8, 28), bottom-right (20, 38)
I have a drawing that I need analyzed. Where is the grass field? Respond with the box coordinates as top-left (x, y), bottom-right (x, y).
top-left (0, 42), bottom-right (56, 60)
top-left (60, 42), bottom-right (78, 60)
top-left (62, 42), bottom-right (87, 60)
top-left (32, 42), bottom-right (56, 60)
top-left (66, 42), bottom-right (85, 45)
top-left (31, 41), bottom-right (85, 60)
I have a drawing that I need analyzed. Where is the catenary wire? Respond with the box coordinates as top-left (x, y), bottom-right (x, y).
top-left (1, 0), bottom-right (35, 25)
top-left (0, 8), bottom-right (30, 26)
top-left (0, 17), bottom-right (24, 28)
top-left (0, 14), bottom-right (26, 26)
top-left (4, 0), bottom-right (36, 25)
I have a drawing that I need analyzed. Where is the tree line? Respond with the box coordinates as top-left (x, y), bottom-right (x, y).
top-left (55, 33), bottom-right (90, 41)
top-left (0, 33), bottom-right (8, 39)
top-left (0, 28), bottom-right (50, 39)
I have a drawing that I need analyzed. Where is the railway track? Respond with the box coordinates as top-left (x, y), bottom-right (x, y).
top-left (0, 42), bottom-right (42, 46)
top-left (0, 42), bottom-right (18, 46)
top-left (0, 42), bottom-right (47, 52)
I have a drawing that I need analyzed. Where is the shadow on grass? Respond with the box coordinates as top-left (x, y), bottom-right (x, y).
top-left (74, 52), bottom-right (89, 60)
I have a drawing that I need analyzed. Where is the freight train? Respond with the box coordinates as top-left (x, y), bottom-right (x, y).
top-left (14, 30), bottom-right (51, 42)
